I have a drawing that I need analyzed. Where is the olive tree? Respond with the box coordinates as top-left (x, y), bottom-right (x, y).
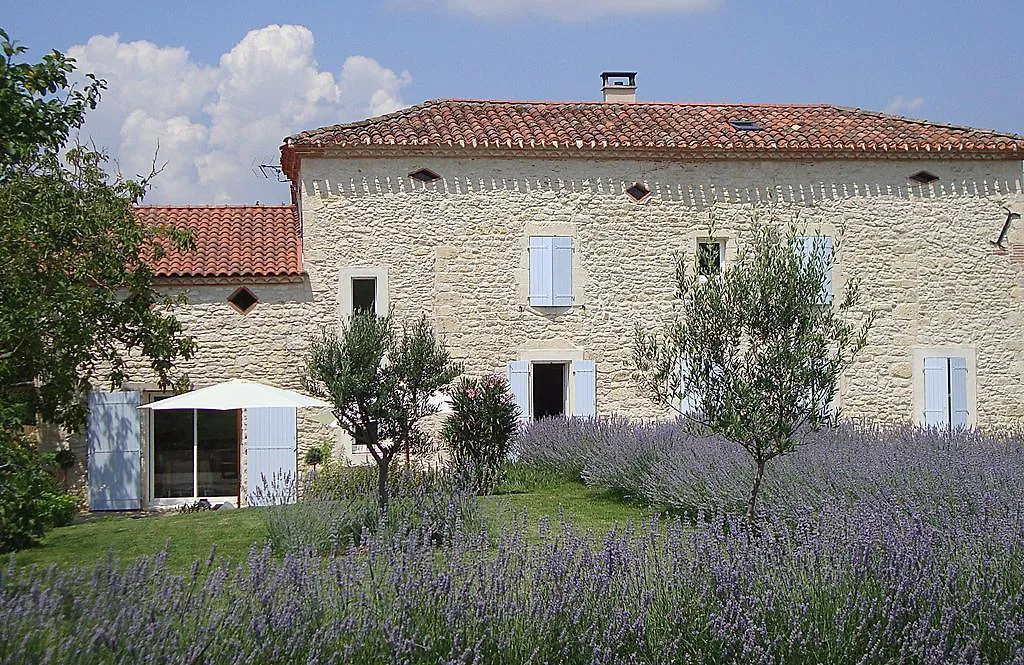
top-left (634, 213), bottom-right (873, 520)
top-left (302, 313), bottom-right (462, 514)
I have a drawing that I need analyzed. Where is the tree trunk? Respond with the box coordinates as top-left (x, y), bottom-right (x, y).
top-left (376, 457), bottom-right (391, 516)
top-left (746, 459), bottom-right (766, 523)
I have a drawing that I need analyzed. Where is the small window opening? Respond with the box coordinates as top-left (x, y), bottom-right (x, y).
top-left (352, 277), bottom-right (377, 314)
top-left (409, 168), bottom-right (440, 183)
top-left (227, 287), bottom-right (258, 314)
top-left (909, 170), bottom-right (939, 184)
top-left (626, 183), bottom-right (651, 202)
top-left (728, 120), bottom-right (764, 131)
top-left (697, 240), bottom-right (724, 276)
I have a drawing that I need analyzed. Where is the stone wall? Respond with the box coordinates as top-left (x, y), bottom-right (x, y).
top-left (297, 155), bottom-right (1024, 430)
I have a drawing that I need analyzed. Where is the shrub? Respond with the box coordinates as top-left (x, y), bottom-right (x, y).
top-left (0, 432), bottom-right (78, 552)
top-left (258, 466), bottom-right (481, 555)
top-left (442, 375), bottom-right (520, 494)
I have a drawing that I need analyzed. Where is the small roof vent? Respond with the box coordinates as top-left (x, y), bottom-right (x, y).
top-left (409, 168), bottom-right (441, 183)
top-left (728, 120), bottom-right (764, 131)
top-left (626, 182), bottom-right (651, 202)
top-left (909, 170), bottom-right (940, 184)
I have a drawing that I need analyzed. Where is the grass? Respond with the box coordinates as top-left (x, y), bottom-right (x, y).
top-left (480, 481), bottom-right (655, 538)
top-left (11, 479), bottom-right (651, 571)
top-left (12, 508), bottom-right (267, 571)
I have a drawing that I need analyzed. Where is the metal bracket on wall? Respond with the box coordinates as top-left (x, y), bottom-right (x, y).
top-left (991, 208), bottom-right (1020, 250)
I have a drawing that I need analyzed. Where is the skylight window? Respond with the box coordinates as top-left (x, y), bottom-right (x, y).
top-left (227, 287), bottom-right (258, 314)
top-left (409, 168), bottom-right (441, 183)
top-left (728, 120), bottom-right (764, 131)
top-left (909, 170), bottom-right (940, 185)
top-left (626, 183), bottom-right (651, 202)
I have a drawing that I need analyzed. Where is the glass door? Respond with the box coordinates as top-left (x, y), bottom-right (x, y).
top-left (150, 404), bottom-right (239, 503)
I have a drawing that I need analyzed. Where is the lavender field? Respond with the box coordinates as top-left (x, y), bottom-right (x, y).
top-left (3, 421), bottom-right (1024, 664)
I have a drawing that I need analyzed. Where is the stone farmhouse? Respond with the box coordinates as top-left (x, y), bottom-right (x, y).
top-left (83, 73), bottom-right (1024, 509)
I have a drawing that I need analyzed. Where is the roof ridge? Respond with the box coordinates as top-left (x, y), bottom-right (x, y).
top-left (829, 105), bottom-right (1024, 140)
top-left (135, 204), bottom-right (296, 209)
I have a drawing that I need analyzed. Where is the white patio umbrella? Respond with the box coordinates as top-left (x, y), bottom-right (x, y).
top-left (138, 378), bottom-right (330, 411)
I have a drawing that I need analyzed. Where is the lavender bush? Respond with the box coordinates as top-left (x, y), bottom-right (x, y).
top-left (518, 418), bottom-right (1024, 520)
top-left (256, 467), bottom-right (482, 555)
top-left (4, 503), bottom-right (1024, 664)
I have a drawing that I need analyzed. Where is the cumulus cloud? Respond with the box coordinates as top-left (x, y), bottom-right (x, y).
top-left (884, 95), bottom-right (925, 116)
top-left (68, 25), bottom-right (411, 204)
top-left (412, 0), bottom-right (720, 20)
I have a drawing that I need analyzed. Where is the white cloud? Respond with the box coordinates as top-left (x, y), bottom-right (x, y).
top-left (884, 95), bottom-right (925, 116)
top-left (68, 25), bottom-right (411, 204)
top-left (416, 0), bottom-right (720, 20)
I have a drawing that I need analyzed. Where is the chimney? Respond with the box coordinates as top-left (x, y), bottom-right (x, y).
top-left (601, 71), bottom-right (637, 102)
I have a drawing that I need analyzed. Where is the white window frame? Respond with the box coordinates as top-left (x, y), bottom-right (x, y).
top-left (696, 238), bottom-right (726, 276)
top-left (338, 266), bottom-right (389, 318)
top-left (911, 347), bottom-right (977, 428)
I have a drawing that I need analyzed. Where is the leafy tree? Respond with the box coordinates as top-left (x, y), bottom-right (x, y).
top-left (634, 213), bottom-right (873, 520)
top-left (442, 374), bottom-right (520, 495)
top-left (0, 30), bottom-right (196, 432)
top-left (303, 313), bottom-right (462, 514)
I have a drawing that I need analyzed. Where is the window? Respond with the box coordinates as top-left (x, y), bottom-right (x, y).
top-left (528, 236), bottom-right (573, 307)
top-left (697, 240), bottom-right (724, 276)
top-left (923, 356), bottom-right (970, 430)
top-left (909, 170), bottom-right (939, 185)
top-left (338, 267), bottom-right (389, 318)
top-left (626, 183), bottom-right (651, 202)
top-left (506, 357), bottom-right (596, 421)
top-left (352, 278), bottom-right (376, 314)
top-left (227, 287), bottom-right (258, 314)
top-left (409, 168), bottom-right (441, 183)
top-left (795, 236), bottom-right (833, 303)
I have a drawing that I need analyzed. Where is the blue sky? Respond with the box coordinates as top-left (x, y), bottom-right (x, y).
top-left (5, 0), bottom-right (1022, 204)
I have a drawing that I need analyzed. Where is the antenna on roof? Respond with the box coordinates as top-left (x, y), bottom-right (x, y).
top-left (250, 155), bottom-right (287, 182)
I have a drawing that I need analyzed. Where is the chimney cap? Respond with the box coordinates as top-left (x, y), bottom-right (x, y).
top-left (601, 71), bottom-right (637, 86)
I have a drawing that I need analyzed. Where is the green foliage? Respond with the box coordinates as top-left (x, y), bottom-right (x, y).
top-left (303, 312), bottom-right (463, 514)
top-left (0, 428), bottom-right (78, 553)
top-left (0, 30), bottom-right (196, 433)
top-left (634, 209), bottom-right (874, 519)
top-left (0, 28), bottom-right (102, 170)
top-left (442, 374), bottom-right (520, 494)
top-left (303, 445), bottom-right (326, 469)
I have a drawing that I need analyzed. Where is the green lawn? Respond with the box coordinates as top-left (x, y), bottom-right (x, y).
top-left (12, 508), bottom-right (267, 571)
top-left (12, 481), bottom-right (651, 571)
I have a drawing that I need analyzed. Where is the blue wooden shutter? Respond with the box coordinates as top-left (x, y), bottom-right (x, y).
top-left (923, 357), bottom-right (950, 428)
top-left (87, 391), bottom-right (142, 510)
top-left (572, 360), bottom-right (596, 417)
top-left (507, 361), bottom-right (530, 422)
top-left (552, 237), bottom-right (574, 307)
top-left (949, 357), bottom-right (969, 429)
top-left (247, 407), bottom-right (297, 506)
top-left (529, 237), bottom-right (553, 306)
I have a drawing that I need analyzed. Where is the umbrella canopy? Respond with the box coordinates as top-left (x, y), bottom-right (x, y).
top-left (138, 379), bottom-right (330, 411)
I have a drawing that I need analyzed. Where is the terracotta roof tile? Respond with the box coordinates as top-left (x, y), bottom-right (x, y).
top-left (281, 99), bottom-right (1024, 178)
top-left (136, 205), bottom-right (302, 279)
